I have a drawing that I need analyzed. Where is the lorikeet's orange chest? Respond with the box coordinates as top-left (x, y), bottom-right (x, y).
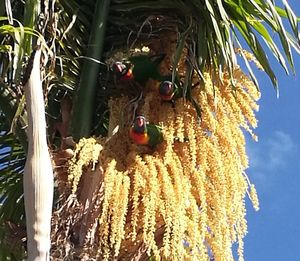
top-left (120, 68), bottom-right (134, 81)
top-left (121, 68), bottom-right (134, 81)
top-left (112, 62), bottom-right (134, 81)
top-left (129, 128), bottom-right (149, 145)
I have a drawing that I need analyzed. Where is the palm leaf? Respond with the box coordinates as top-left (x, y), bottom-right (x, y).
top-left (106, 0), bottom-right (300, 92)
top-left (0, 117), bottom-right (26, 260)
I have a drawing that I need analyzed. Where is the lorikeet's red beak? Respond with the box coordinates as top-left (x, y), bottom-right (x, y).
top-left (137, 116), bottom-right (145, 127)
top-left (112, 61), bottom-right (134, 80)
top-left (114, 63), bottom-right (124, 73)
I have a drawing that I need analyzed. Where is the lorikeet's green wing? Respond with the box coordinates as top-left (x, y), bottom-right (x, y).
top-left (147, 124), bottom-right (163, 147)
top-left (128, 54), bottom-right (166, 85)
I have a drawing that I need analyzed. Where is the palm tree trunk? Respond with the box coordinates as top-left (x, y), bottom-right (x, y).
top-left (23, 47), bottom-right (54, 260)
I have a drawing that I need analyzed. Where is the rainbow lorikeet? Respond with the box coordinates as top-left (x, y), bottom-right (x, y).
top-left (159, 80), bottom-right (202, 120)
top-left (159, 80), bottom-right (182, 101)
top-left (129, 115), bottom-right (163, 147)
top-left (112, 54), bottom-right (166, 86)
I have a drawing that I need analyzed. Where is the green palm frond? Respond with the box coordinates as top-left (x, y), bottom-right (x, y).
top-left (2, 1), bottom-right (300, 142)
top-left (0, 3), bottom-right (53, 258)
top-left (0, 16), bottom-right (51, 150)
top-left (0, 83), bottom-right (27, 151)
top-left (44, 0), bottom-right (300, 139)
top-left (105, 0), bottom-right (300, 93)
top-left (0, 115), bottom-right (26, 260)
top-left (0, 134), bottom-right (25, 224)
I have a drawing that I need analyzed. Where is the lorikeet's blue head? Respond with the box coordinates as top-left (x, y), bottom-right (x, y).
top-left (132, 115), bottom-right (147, 134)
top-left (129, 115), bottom-right (150, 145)
top-left (130, 115), bottom-right (163, 147)
top-left (112, 61), bottom-right (133, 80)
top-left (159, 81), bottom-right (175, 101)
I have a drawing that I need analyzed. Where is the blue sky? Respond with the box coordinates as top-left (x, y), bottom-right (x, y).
top-left (244, 1), bottom-right (300, 260)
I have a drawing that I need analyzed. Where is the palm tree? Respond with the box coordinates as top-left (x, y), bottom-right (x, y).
top-left (1, 0), bottom-right (299, 260)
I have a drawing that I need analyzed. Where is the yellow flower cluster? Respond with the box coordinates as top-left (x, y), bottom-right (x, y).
top-left (65, 65), bottom-right (260, 260)
top-left (235, 47), bottom-right (263, 71)
top-left (68, 137), bottom-right (103, 193)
